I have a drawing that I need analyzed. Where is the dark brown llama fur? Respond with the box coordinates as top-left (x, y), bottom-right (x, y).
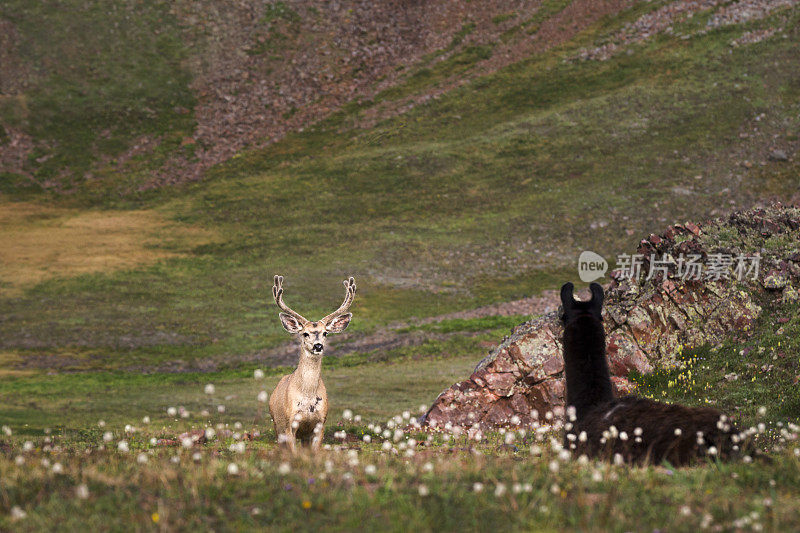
top-left (560, 282), bottom-right (743, 466)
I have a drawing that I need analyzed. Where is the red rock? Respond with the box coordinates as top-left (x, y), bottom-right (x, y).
top-left (684, 222), bottom-right (701, 235)
top-left (483, 372), bottom-right (516, 396)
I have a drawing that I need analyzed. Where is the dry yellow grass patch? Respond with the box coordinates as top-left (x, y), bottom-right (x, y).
top-left (0, 351), bottom-right (34, 376)
top-left (0, 202), bottom-right (217, 295)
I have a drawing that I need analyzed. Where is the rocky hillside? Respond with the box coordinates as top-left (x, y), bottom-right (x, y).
top-left (0, 0), bottom-right (635, 193)
top-left (2, 0), bottom-right (797, 196)
top-left (423, 203), bottom-right (800, 429)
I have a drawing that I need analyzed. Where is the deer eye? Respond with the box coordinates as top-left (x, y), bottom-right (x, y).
top-left (302, 332), bottom-right (310, 337)
top-left (322, 332), bottom-right (328, 337)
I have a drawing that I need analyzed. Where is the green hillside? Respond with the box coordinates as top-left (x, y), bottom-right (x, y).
top-left (2, 1), bottom-right (800, 529)
top-left (1, 0), bottom-right (799, 373)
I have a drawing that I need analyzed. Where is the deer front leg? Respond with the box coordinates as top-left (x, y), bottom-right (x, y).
top-left (278, 427), bottom-right (297, 454)
top-left (310, 422), bottom-right (324, 453)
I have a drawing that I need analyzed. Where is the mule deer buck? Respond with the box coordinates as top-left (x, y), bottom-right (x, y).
top-left (268, 275), bottom-right (356, 453)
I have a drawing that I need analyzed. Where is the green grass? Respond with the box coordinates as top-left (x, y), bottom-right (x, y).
top-left (397, 315), bottom-right (528, 334)
top-left (632, 300), bottom-right (800, 426)
top-left (1, 299), bottom-right (799, 530)
top-left (0, 353), bottom-right (481, 433)
top-left (1, 436), bottom-right (798, 531)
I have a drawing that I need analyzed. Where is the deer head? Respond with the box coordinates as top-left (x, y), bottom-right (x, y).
top-left (272, 275), bottom-right (356, 355)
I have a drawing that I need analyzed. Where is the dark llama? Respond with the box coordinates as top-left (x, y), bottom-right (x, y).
top-left (560, 282), bottom-right (747, 466)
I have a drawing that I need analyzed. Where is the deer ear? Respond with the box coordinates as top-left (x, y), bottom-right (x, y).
top-left (560, 282), bottom-right (575, 311)
top-left (279, 313), bottom-right (304, 334)
top-left (325, 313), bottom-right (352, 333)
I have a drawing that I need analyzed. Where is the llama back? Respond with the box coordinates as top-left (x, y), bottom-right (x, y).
top-left (568, 397), bottom-right (741, 466)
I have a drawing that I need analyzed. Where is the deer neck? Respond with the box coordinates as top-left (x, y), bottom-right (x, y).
top-left (294, 347), bottom-right (323, 397)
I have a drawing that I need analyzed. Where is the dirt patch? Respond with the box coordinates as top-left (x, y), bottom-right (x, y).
top-left (416, 291), bottom-right (559, 323)
top-left (0, 202), bottom-right (217, 296)
top-left (127, 290), bottom-right (560, 373)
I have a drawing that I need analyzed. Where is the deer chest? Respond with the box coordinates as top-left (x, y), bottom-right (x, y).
top-left (295, 395), bottom-right (325, 418)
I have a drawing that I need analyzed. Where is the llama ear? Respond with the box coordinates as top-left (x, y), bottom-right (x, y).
top-left (589, 283), bottom-right (604, 314)
top-left (560, 282), bottom-right (575, 311)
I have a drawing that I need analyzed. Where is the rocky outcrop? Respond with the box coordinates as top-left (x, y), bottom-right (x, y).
top-left (423, 204), bottom-right (800, 429)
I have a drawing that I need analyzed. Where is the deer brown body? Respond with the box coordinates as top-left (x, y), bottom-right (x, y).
top-left (268, 275), bottom-right (355, 453)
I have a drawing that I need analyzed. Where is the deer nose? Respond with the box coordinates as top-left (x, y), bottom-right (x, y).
top-left (312, 343), bottom-right (323, 352)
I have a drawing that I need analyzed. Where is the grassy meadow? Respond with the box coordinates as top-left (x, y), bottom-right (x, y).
top-left (1, 0), bottom-right (800, 530)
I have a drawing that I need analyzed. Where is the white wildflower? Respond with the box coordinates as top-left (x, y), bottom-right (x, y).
top-left (10, 506), bottom-right (26, 521)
